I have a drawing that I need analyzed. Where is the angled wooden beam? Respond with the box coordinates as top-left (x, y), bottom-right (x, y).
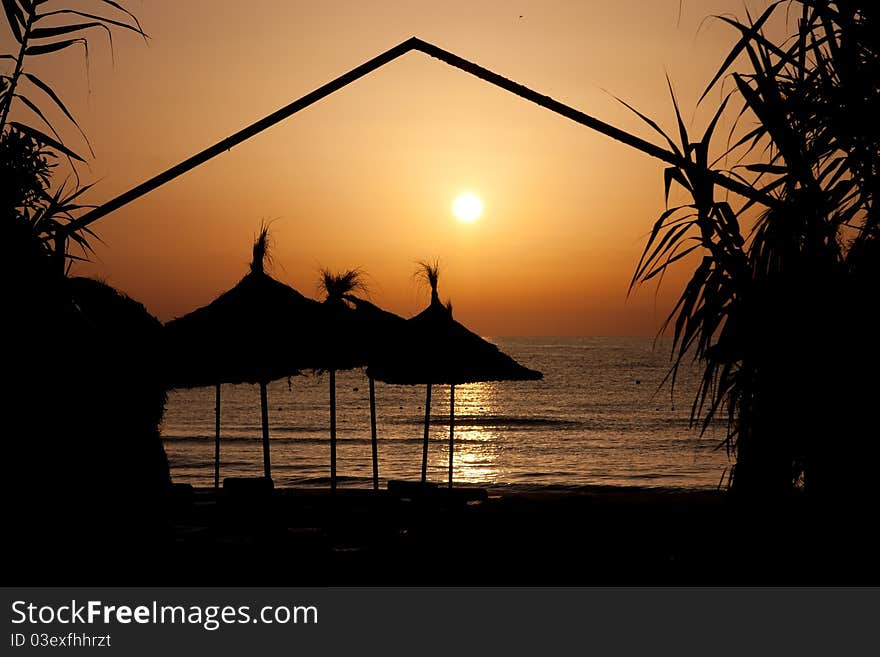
top-left (415, 39), bottom-right (676, 164)
top-left (410, 38), bottom-right (769, 205)
top-left (67, 37), bottom-right (769, 233)
top-left (66, 38), bottom-right (421, 232)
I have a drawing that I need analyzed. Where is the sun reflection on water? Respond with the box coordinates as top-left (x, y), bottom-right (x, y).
top-left (430, 381), bottom-right (506, 485)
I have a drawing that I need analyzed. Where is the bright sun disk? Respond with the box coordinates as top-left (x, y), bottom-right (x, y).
top-left (453, 193), bottom-right (483, 223)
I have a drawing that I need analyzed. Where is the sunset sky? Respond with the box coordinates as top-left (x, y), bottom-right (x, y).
top-left (4, 0), bottom-right (774, 335)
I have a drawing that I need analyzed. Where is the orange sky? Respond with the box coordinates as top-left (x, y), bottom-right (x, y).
top-left (4, 1), bottom-right (775, 335)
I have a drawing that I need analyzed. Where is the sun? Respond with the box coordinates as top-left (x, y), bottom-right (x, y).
top-left (452, 192), bottom-right (483, 223)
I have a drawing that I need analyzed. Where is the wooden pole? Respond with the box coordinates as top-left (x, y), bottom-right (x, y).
top-left (330, 369), bottom-right (337, 492)
top-left (260, 381), bottom-right (271, 479)
top-left (369, 376), bottom-right (378, 490)
top-left (421, 383), bottom-right (432, 483)
top-left (448, 384), bottom-right (455, 488)
top-left (214, 384), bottom-right (221, 490)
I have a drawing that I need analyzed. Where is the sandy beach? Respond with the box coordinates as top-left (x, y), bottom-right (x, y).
top-left (131, 483), bottom-right (876, 585)
top-left (7, 478), bottom-right (876, 586)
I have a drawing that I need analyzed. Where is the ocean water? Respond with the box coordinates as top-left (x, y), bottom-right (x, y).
top-left (161, 337), bottom-right (730, 490)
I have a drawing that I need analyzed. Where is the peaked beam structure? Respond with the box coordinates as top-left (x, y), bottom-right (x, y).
top-left (65, 37), bottom-right (769, 233)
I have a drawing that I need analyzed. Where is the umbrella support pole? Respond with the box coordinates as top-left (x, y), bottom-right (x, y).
top-left (369, 376), bottom-right (378, 490)
top-left (260, 381), bottom-right (271, 479)
top-left (448, 384), bottom-right (455, 488)
top-left (330, 369), bottom-right (337, 492)
top-left (214, 384), bottom-right (221, 490)
top-left (421, 383), bottom-right (432, 482)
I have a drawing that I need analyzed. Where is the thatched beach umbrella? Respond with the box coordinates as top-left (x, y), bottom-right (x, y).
top-left (311, 274), bottom-right (409, 491)
top-left (316, 270), bottom-right (369, 492)
top-left (164, 229), bottom-right (323, 485)
top-left (368, 262), bottom-right (542, 487)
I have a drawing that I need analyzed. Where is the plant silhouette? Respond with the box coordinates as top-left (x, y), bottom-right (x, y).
top-left (626, 1), bottom-right (879, 500)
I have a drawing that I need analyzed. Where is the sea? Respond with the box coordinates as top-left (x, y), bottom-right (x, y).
top-left (161, 337), bottom-right (731, 490)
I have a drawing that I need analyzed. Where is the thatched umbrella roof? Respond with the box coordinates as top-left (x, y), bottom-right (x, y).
top-left (367, 273), bottom-right (541, 387)
top-left (344, 293), bottom-right (407, 365)
top-left (315, 270), bottom-right (369, 373)
top-left (164, 232), bottom-right (324, 388)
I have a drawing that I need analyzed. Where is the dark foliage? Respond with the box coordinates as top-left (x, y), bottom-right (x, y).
top-left (628, 1), bottom-right (879, 500)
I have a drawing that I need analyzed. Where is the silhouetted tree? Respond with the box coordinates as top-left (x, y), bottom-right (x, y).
top-left (628, 1), bottom-right (879, 501)
top-left (2, 3), bottom-right (170, 580)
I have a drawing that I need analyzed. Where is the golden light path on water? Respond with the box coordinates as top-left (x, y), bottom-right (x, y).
top-left (436, 381), bottom-right (503, 485)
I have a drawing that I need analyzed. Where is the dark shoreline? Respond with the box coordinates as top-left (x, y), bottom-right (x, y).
top-left (13, 483), bottom-right (874, 587)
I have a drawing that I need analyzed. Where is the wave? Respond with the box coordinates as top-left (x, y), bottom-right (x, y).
top-left (389, 415), bottom-right (582, 429)
top-left (164, 433), bottom-right (557, 445)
